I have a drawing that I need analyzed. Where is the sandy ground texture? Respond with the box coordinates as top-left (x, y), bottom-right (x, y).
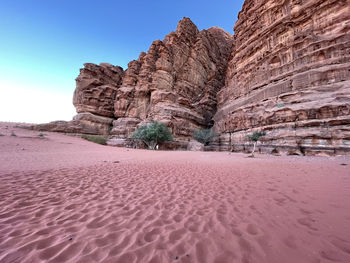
top-left (0, 122), bottom-right (350, 263)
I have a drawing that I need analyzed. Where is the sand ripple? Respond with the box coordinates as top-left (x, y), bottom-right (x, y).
top-left (1, 159), bottom-right (350, 263)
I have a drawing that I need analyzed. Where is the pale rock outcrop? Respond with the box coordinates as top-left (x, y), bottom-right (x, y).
top-left (214, 0), bottom-right (350, 155)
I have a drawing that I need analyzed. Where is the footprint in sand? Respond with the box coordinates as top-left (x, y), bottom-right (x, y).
top-left (283, 235), bottom-right (298, 249)
top-left (246, 224), bottom-right (259, 235)
top-left (299, 208), bottom-right (313, 215)
top-left (196, 210), bottom-right (206, 216)
top-left (273, 197), bottom-right (286, 206)
top-left (144, 228), bottom-right (161, 242)
top-left (173, 214), bottom-right (183, 223)
top-left (297, 217), bottom-right (318, 231)
top-left (231, 226), bottom-right (243, 237)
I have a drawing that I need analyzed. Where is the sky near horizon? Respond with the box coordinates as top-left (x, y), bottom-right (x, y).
top-left (0, 0), bottom-right (245, 124)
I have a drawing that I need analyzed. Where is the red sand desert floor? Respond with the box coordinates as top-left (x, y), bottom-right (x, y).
top-left (0, 123), bottom-right (349, 263)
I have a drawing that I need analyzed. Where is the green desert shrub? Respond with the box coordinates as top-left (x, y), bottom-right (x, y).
top-left (10, 132), bottom-right (16, 137)
top-left (193, 128), bottom-right (216, 145)
top-left (247, 131), bottom-right (266, 142)
top-left (81, 134), bottom-right (107, 145)
top-left (131, 122), bottom-right (173, 150)
top-left (247, 131), bottom-right (266, 157)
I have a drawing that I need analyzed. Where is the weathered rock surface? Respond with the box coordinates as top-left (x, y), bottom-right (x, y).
top-left (32, 18), bottom-right (233, 144)
top-left (30, 4), bottom-right (350, 155)
top-left (36, 63), bottom-right (124, 136)
top-left (113, 17), bottom-right (233, 141)
top-left (158, 141), bottom-right (188, 151)
top-left (109, 118), bottom-right (142, 138)
top-left (30, 113), bottom-right (113, 135)
top-left (214, 0), bottom-right (350, 155)
top-left (73, 63), bottom-right (124, 117)
top-left (187, 140), bottom-right (205, 151)
top-left (106, 138), bottom-right (147, 148)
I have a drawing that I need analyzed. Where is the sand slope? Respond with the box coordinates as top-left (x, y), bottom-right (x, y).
top-left (0, 123), bottom-right (350, 263)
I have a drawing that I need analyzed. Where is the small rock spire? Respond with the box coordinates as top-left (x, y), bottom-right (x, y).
top-left (176, 17), bottom-right (199, 39)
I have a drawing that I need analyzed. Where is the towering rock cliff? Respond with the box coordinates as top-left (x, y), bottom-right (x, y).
top-left (32, 18), bottom-right (233, 142)
top-left (214, 0), bottom-right (350, 155)
top-left (111, 18), bottom-right (233, 140)
top-left (32, 2), bottom-right (350, 155)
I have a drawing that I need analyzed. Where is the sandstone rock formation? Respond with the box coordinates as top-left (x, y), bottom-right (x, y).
top-left (32, 63), bottom-right (124, 136)
top-left (111, 18), bottom-right (233, 141)
top-left (30, 3), bottom-right (350, 155)
top-left (73, 63), bottom-right (124, 118)
top-left (213, 0), bottom-right (350, 155)
top-left (187, 140), bottom-right (205, 151)
top-left (30, 18), bottom-right (233, 146)
top-left (31, 113), bottom-right (113, 135)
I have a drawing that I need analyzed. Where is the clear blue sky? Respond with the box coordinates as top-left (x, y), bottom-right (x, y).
top-left (0, 0), bottom-right (245, 123)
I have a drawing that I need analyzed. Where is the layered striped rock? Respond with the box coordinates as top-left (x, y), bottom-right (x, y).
top-left (73, 63), bottom-right (124, 118)
top-left (32, 18), bottom-right (233, 143)
top-left (112, 18), bottom-right (233, 141)
top-left (31, 63), bottom-right (124, 135)
top-left (214, 0), bottom-right (350, 155)
top-left (30, 113), bottom-right (114, 135)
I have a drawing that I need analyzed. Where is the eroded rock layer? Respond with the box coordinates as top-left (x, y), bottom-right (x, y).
top-left (30, 113), bottom-right (114, 135)
top-left (73, 63), bottom-right (124, 117)
top-left (31, 18), bottom-right (233, 142)
top-left (112, 18), bottom-right (233, 141)
top-left (31, 63), bottom-right (124, 135)
top-left (214, 0), bottom-right (350, 155)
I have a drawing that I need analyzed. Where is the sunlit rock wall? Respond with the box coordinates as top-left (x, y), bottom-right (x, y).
top-left (214, 0), bottom-right (350, 155)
